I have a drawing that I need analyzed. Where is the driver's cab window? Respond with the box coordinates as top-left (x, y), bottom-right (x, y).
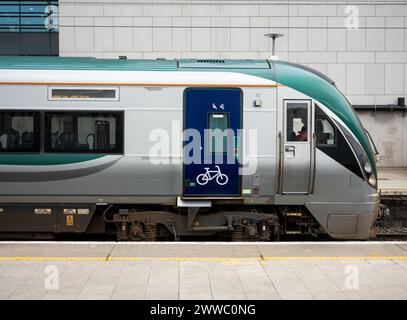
top-left (286, 101), bottom-right (309, 142)
top-left (315, 104), bottom-right (336, 146)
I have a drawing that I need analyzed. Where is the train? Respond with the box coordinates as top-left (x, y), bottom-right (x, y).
top-left (0, 56), bottom-right (380, 240)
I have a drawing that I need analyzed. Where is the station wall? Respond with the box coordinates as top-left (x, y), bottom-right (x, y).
top-left (58, 0), bottom-right (407, 167)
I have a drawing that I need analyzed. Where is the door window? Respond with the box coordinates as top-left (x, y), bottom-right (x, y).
top-left (286, 102), bottom-right (309, 142)
top-left (208, 112), bottom-right (229, 153)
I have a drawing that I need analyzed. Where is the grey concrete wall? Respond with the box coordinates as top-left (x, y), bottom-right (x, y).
top-left (58, 0), bottom-right (407, 167)
top-left (358, 111), bottom-right (407, 167)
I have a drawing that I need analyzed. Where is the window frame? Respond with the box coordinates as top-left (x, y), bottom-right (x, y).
top-left (48, 87), bottom-right (120, 102)
top-left (207, 111), bottom-right (231, 155)
top-left (284, 99), bottom-right (311, 143)
top-left (315, 112), bottom-right (338, 148)
top-left (314, 104), bottom-right (365, 180)
top-left (0, 110), bottom-right (41, 154)
top-left (43, 110), bottom-right (124, 154)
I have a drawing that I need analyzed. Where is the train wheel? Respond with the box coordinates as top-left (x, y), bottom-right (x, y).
top-left (129, 222), bottom-right (146, 241)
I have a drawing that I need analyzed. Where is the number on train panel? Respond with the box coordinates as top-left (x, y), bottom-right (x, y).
top-left (183, 88), bottom-right (242, 197)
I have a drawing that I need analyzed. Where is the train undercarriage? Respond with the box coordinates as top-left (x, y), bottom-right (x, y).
top-left (0, 203), bottom-right (324, 241)
top-left (106, 205), bottom-right (323, 241)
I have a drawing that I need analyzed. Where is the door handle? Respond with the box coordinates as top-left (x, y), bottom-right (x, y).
top-left (285, 146), bottom-right (295, 158)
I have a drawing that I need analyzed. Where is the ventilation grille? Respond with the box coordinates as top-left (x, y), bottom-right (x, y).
top-left (196, 59), bottom-right (225, 64)
top-left (178, 59), bottom-right (271, 69)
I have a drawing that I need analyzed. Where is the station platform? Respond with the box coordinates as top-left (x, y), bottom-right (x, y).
top-left (378, 167), bottom-right (407, 196)
top-left (0, 241), bottom-right (406, 300)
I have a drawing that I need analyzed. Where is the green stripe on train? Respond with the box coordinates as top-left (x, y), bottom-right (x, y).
top-left (0, 154), bottom-right (105, 166)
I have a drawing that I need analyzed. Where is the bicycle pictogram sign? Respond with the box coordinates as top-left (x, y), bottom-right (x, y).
top-left (196, 166), bottom-right (229, 186)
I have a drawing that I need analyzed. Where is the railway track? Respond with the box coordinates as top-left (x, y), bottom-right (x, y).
top-left (375, 196), bottom-right (407, 240)
top-left (375, 226), bottom-right (407, 241)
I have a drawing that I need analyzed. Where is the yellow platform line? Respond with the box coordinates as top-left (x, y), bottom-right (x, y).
top-left (0, 256), bottom-right (407, 262)
top-left (0, 257), bottom-right (106, 261)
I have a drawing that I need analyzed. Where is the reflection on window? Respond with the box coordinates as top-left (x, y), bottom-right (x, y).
top-left (316, 118), bottom-right (336, 146)
top-left (0, 1), bottom-right (58, 32)
top-left (315, 104), bottom-right (336, 146)
top-left (50, 88), bottom-right (117, 100)
top-left (208, 112), bottom-right (229, 153)
top-left (0, 111), bottom-right (40, 152)
top-left (45, 112), bottom-right (123, 153)
top-left (286, 102), bottom-right (308, 142)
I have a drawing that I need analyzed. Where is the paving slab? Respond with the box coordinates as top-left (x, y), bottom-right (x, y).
top-left (378, 167), bottom-right (407, 195)
top-left (179, 293), bottom-right (213, 300)
top-left (110, 243), bottom-right (259, 259)
top-left (179, 262), bottom-right (212, 296)
top-left (1, 241), bottom-right (407, 300)
top-left (212, 293), bottom-right (247, 300)
top-left (245, 292), bottom-right (280, 300)
top-left (145, 261), bottom-right (179, 299)
top-left (394, 243), bottom-right (407, 252)
top-left (234, 263), bottom-right (278, 295)
top-left (0, 242), bottom-right (114, 258)
top-left (207, 263), bottom-right (246, 298)
top-left (256, 242), bottom-right (407, 258)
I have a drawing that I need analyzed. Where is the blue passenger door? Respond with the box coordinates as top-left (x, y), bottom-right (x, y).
top-left (183, 88), bottom-right (242, 197)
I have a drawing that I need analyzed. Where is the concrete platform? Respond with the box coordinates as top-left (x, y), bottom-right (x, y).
top-left (0, 241), bottom-right (407, 300)
top-left (378, 167), bottom-right (407, 196)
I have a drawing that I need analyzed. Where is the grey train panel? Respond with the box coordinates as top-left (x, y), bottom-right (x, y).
top-left (0, 157), bottom-right (182, 196)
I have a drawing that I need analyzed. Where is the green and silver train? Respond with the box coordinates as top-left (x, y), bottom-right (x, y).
top-left (0, 56), bottom-right (379, 240)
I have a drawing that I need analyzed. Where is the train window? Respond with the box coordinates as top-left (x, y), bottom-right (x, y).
top-left (315, 104), bottom-right (364, 179)
top-left (315, 105), bottom-right (337, 146)
top-left (0, 112), bottom-right (40, 153)
top-left (49, 88), bottom-right (119, 101)
top-left (286, 102), bottom-right (308, 142)
top-left (315, 113), bottom-right (336, 146)
top-left (208, 112), bottom-right (229, 153)
top-left (44, 112), bottom-right (123, 154)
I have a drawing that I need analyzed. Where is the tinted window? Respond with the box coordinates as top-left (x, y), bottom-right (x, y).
top-left (286, 102), bottom-right (308, 142)
top-left (315, 107), bottom-right (336, 146)
top-left (44, 112), bottom-right (123, 153)
top-left (315, 105), bottom-right (363, 179)
top-left (339, 123), bottom-right (367, 170)
top-left (51, 88), bottom-right (117, 100)
top-left (0, 111), bottom-right (40, 152)
top-left (208, 112), bottom-right (229, 153)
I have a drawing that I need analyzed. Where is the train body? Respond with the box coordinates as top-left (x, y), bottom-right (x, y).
top-left (0, 56), bottom-right (379, 240)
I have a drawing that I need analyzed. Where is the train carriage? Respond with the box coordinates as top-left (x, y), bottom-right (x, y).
top-left (0, 56), bottom-right (380, 240)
